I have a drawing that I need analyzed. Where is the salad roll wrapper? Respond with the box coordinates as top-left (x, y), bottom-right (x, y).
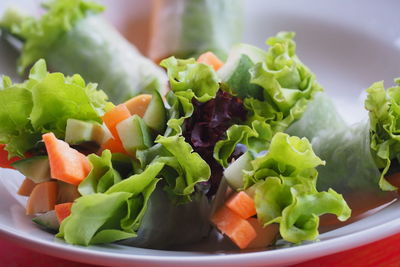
top-left (120, 185), bottom-right (210, 249)
top-left (46, 15), bottom-right (167, 104)
top-left (286, 92), bottom-right (348, 141)
top-left (148, 0), bottom-right (243, 61)
top-left (0, 0), bottom-right (167, 104)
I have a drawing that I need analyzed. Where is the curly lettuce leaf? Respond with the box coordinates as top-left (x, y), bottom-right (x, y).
top-left (214, 32), bottom-right (323, 165)
top-left (78, 150), bottom-right (122, 195)
top-left (1, 0), bottom-right (104, 73)
top-left (57, 162), bottom-right (162, 245)
top-left (155, 135), bottom-right (211, 202)
top-left (365, 79), bottom-right (400, 191)
top-left (161, 57), bottom-right (220, 136)
top-left (161, 56), bottom-right (219, 101)
top-left (214, 120), bottom-right (273, 167)
top-left (246, 32), bottom-right (323, 133)
top-left (0, 59), bottom-right (110, 157)
top-left (249, 133), bottom-right (350, 243)
top-left (255, 178), bottom-right (351, 243)
top-left (244, 132), bottom-right (324, 188)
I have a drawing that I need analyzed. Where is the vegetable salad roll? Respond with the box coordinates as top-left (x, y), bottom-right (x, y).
top-left (1, 0), bottom-right (167, 104)
top-left (148, 0), bottom-right (244, 61)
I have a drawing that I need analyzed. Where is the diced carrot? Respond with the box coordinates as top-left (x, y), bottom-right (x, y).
top-left (211, 205), bottom-right (257, 249)
top-left (101, 104), bottom-right (131, 140)
top-left (124, 94), bottom-right (152, 117)
top-left (246, 218), bottom-right (279, 249)
top-left (101, 138), bottom-right (127, 154)
top-left (225, 191), bottom-right (257, 219)
top-left (42, 133), bottom-right (91, 186)
top-left (55, 202), bottom-right (73, 223)
top-left (17, 178), bottom-right (37, 197)
top-left (197, 51), bottom-right (224, 71)
top-left (26, 181), bottom-right (58, 215)
top-left (0, 144), bottom-right (21, 169)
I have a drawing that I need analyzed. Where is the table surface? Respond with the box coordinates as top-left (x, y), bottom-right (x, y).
top-left (1, 232), bottom-right (400, 267)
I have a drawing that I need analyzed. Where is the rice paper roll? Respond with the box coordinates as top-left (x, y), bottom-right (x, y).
top-left (0, 0), bottom-right (167, 104)
top-left (148, 0), bottom-right (244, 61)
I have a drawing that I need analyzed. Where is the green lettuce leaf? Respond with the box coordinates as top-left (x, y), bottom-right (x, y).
top-left (155, 135), bottom-right (211, 200)
top-left (0, 59), bottom-right (110, 157)
top-left (214, 120), bottom-right (273, 167)
top-left (247, 133), bottom-right (350, 243)
top-left (1, 0), bottom-right (104, 73)
top-left (213, 32), bottom-right (323, 165)
top-left (246, 32), bottom-right (323, 133)
top-left (57, 162), bottom-right (162, 245)
top-left (365, 79), bottom-right (400, 190)
top-left (78, 150), bottom-right (122, 195)
top-left (160, 56), bottom-right (220, 136)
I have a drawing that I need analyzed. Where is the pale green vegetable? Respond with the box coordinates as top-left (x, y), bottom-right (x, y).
top-left (0, 59), bottom-right (110, 157)
top-left (1, 0), bottom-right (167, 104)
top-left (249, 133), bottom-right (350, 243)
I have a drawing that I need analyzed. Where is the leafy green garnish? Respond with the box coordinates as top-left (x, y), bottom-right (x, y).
top-left (57, 162), bottom-right (162, 245)
top-left (0, 59), bottom-right (110, 157)
top-left (365, 79), bottom-right (400, 190)
top-left (246, 133), bottom-right (350, 243)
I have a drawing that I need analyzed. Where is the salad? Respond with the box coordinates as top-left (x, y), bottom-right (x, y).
top-left (0, 0), bottom-right (398, 252)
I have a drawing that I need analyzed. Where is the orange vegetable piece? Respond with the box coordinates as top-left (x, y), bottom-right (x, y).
top-left (211, 205), bottom-right (257, 249)
top-left (246, 218), bottom-right (279, 249)
top-left (124, 94), bottom-right (152, 117)
top-left (17, 178), bottom-right (37, 197)
top-left (0, 144), bottom-right (22, 169)
top-left (101, 104), bottom-right (131, 140)
top-left (55, 202), bottom-right (73, 223)
top-left (101, 138), bottom-right (127, 154)
top-left (225, 191), bottom-right (257, 219)
top-left (42, 133), bottom-right (91, 186)
top-left (26, 181), bottom-right (58, 215)
top-left (197, 51), bottom-right (224, 71)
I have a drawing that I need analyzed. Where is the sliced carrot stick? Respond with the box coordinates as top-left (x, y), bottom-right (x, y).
top-left (211, 205), bottom-right (257, 249)
top-left (246, 218), bottom-right (279, 249)
top-left (17, 178), bottom-right (37, 197)
top-left (101, 104), bottom-right (131, 140)
top-left (0, 144), bottom-right (21, 169)
top-left (55, 202), bottom-right (73, 224)
top-left (225, 191), bottom-right (257, 219)
top-left (26, 181), bottom-right (58, 215)
top-left (124, 94), bottom-right (152, 117)
top-left (197, 51), bottom-right (224, 71)
top-left (42, 133), bottom-right (91, 186)
top-left (101, 138), bottom-right (127, 154)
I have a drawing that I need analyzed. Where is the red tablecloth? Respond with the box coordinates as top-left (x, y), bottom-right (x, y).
top-left (1, 233), bottom-right (400, 267)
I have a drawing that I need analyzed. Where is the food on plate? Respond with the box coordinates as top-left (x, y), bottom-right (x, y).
top-left (148, 0), bottom-right (243, 61)
top-left (0, 0), bottom-right (167, 104)
top-left (0, 60), bottom-right (211, 248)
top-left (212, 133), bottom-right (350, 248)
top-left (0, 22), bottom-right (393, 250)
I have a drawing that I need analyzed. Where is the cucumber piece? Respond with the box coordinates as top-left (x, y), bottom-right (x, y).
top-left (143, 90), bottom-right (166, 134)
top-left (116, 115), bottom-right (152, 155)
top-left (12, 156), bottom-right (51, 183)
top-left (65, 119), bottom-right (111, 145)
top-left (32, 210), bottom-right (59, 232)
top-left (218, 43), bottom-right (266, 100)
top-left (223, 151), bottom-right (254, 190)
top-left (57, 181), bottom-right (80, 204)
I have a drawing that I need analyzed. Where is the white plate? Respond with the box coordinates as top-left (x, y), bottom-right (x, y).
top-left (2, 0), bottom-right (400, 266)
